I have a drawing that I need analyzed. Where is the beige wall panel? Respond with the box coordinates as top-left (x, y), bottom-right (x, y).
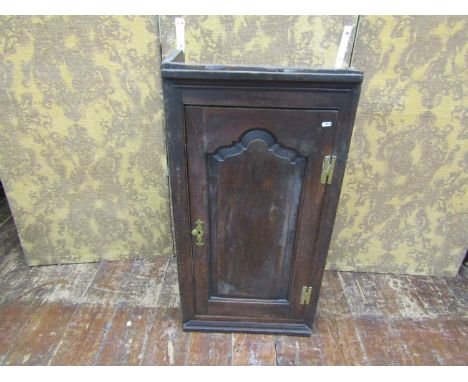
top-left (1, 15), bottom-right (466, 276)
top-left (160, 15), bottom-right (467, 276)
top-left (327, 16), bottom-right (468, 276)
top-left (0, 16), bottom-right (173, 265)
top-left (160, 15), bottom-right (358, 67)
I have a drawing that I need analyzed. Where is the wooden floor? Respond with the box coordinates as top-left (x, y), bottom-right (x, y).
top-left (0, 197), bottom-right (466, 366)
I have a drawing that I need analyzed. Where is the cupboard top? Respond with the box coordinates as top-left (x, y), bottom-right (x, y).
top-left (161, 50), bottom-right (363, 84)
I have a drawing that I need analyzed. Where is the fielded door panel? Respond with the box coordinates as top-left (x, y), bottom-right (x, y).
top-left (185, 106), bottom-right (337, 322)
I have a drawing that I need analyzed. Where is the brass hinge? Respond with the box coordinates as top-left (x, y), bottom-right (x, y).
top-left (300, 286), bottom-right (313, 305)
top-left (320, 155), bottom-right (337, 184)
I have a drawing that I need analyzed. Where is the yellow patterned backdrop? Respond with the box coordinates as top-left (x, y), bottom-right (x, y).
top-left (159, 15), bottom-right (467, 277)
top-left (327, 16), bottom-right (468, 276)
top-left (0, 16), bottom-right (173, 265)
top-left (1, 16), bottom-right (466, 276)
top-left (159, 16), bottom-right (358, 67)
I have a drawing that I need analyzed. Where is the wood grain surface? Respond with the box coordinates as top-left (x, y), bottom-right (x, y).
top-left (0, 200), bottom-right (466, 365)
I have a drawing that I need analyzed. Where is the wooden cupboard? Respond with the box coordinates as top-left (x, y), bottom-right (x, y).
top-left (162, 50), bottom-right (363, 336)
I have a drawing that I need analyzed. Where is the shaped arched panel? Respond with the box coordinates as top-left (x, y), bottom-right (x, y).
top-left (207, 130), bottom-right (306, 300)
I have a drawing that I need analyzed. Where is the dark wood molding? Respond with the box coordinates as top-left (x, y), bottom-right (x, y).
top-left (162, 50), bottom-right (363, 83)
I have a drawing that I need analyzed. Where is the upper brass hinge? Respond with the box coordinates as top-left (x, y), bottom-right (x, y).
top-left (300, 286), bottom-right (313, 305)
top-left (320, 155), bottom-right (337, 184)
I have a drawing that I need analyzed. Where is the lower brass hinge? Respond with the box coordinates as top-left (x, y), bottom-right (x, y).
top-left (320, 155), bottom-right (337, 184)
top-left (300, 286), bottom-right (313, 305)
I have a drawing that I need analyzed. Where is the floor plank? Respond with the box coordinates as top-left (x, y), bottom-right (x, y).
top-left (47, 304), bottom-right (118, 365)
top-left (354, 317), bottom-right (413, 365)
top-left (83, 261), bottom-right (135, 306)
top-left (445, 275), bottom-right (468, 316)
top-left (316, 271), bottom-right (352, 318)
top-left (142, 308), bottom-right (192, 366)
top-left (157, 257), bottom-right (180, 308)
top-left (0, 303), bottom-right (37, 364)
top-left (425, 319), bottom-right (468, 365)
top-left (94, 305), bottom-right (157, 366)
top-left (231, 333), bottom-right (277, 365)
top-left (339, 272), bottom-right (427, 319)
top-left (4, 303), bottom-right (77, 365)
top-left (124, 257), bottom-right (169, 308)
top-left (186, 332), bottom-right (233, 366)
top-left (0, 199), bottom-right (467, 366)
top-left (315, 316), bottom-right (369, 366)
top-left (275, 331), bottom-right (323, 366)
top-left (407, 275), bottom-right (463, 318)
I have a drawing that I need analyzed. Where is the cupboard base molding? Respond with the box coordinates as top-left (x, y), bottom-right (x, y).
top-left (183, 320), bottom-right (312, 337)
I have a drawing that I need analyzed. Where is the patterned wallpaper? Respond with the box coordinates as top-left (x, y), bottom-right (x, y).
top-left (0, 16), bottom-right (173, 265)
top-left (159, 15), bottom-right (358, 67)
top-left (1, 16), bottom-right (466, 276)
top-left (160, 15), bottom-right (467, 276)
top-left (327, 16), bottom-right (468, 276)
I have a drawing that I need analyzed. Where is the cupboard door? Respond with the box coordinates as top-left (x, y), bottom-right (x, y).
top-left (185, 106), bottom-right (338, 324)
